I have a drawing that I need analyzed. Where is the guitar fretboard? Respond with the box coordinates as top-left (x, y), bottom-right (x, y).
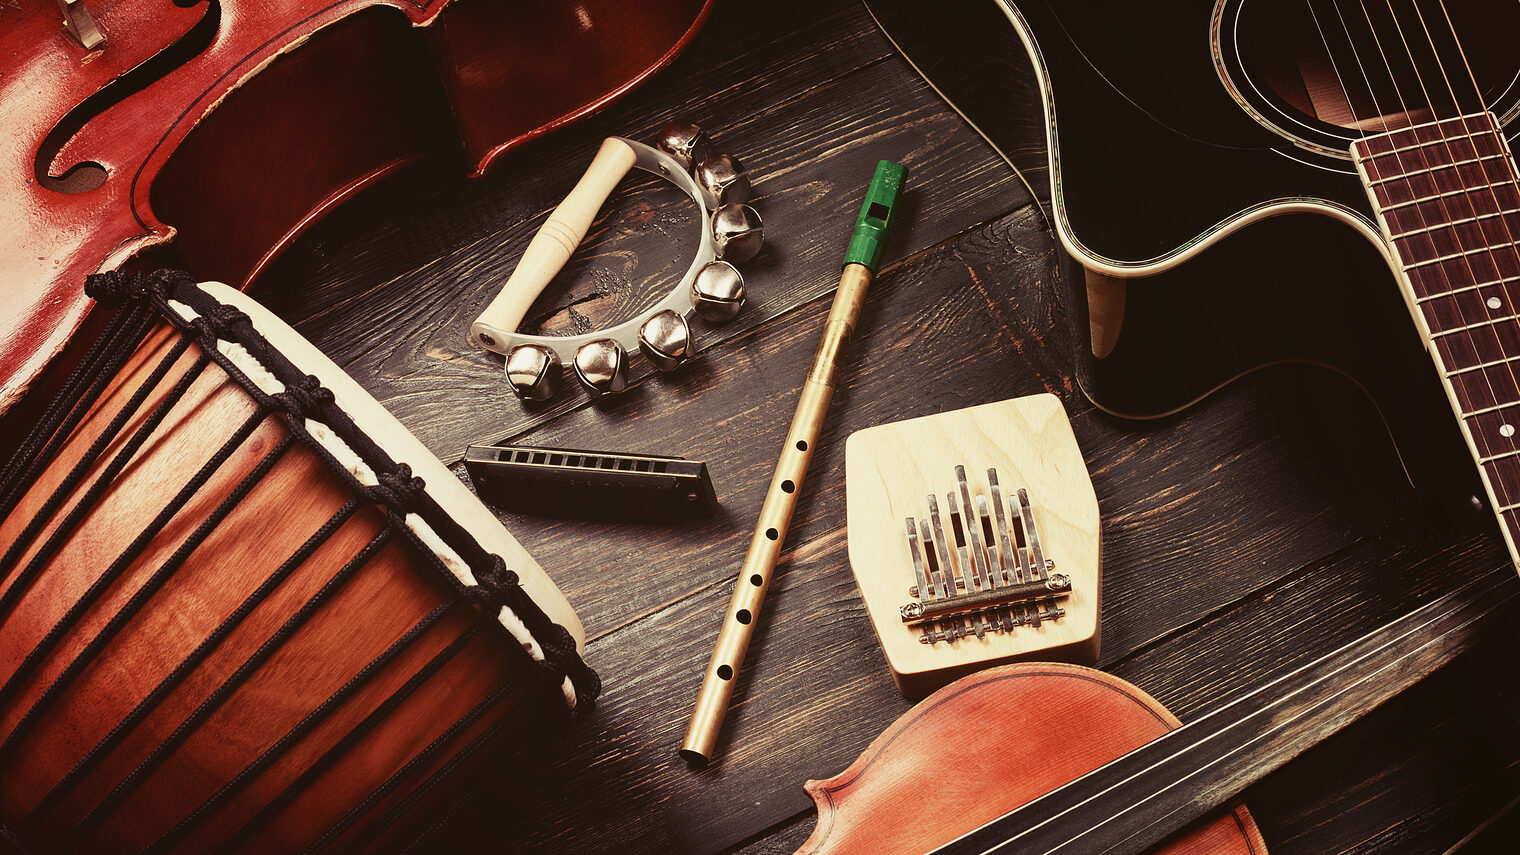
top-left (1352, 112), bottom-right (1520, 562)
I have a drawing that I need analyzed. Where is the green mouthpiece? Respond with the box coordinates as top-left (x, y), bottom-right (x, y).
top-left (842, 160), bottom-right (906, 272)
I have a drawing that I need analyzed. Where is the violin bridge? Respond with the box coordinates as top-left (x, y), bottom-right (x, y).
top-left (900, 466), bottom-right (1072, 645)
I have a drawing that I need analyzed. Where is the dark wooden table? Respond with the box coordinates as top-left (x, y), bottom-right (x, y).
top-left (251, 1), bottom-right (1520, 851)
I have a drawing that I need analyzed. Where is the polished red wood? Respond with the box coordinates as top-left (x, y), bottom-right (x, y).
top-left (0, 0), bottom-right (711, 415)
top-left (797, 663), bottom-right (1267, 855)
top-left (0, 321), bottom-right (543, 854)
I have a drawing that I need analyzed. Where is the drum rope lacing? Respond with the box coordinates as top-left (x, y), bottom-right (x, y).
top-left (0, 269), bottom-right (598, 853)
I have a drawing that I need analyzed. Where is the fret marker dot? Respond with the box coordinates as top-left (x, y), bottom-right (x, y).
top-left (1503, 424), bottom-right (1515, 437)
top-left (1489, 296), bottom-right (1503, 309)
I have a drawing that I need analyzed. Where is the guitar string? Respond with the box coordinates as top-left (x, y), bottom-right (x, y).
top-left (1341, 0), bottom-right (1520, 507)
top-left (1335, 0), bottom-right (1513, 434)
top-left (1326, 0), bottom-right (1520, 515)
top-left (1379, 0), bottom-right (1520, 477)
top-left (1430, 0), bottom-right (1520, 470)
top-left (946, 11), bottom-right (1517, 854)
top-left (1394, 0), bottom-right (1520, 358)
top-left (966, 7), bottom-right (1520, 853)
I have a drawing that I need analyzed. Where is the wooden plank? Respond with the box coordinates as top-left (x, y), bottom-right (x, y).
top-left (256, 0), bottom-right (1028, 464)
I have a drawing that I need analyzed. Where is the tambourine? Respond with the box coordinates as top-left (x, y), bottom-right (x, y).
top-left (468, 125), bottom-right (763, 401)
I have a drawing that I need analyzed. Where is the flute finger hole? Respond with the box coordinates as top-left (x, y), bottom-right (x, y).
top-left (750, 574), bottom-right (763, 586)
top-left (736, 609), bottom-right (752, 624)
top-left (765, 528), bottom-right (778, 540)
top-left (795, 440), bottom-right (808, 451)
top-left (717, 665), bottom-right (733, 680)
top-left (781, 480), bottom-right (795, 493)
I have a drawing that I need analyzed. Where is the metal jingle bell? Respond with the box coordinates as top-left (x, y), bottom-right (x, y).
top-left (712, 203), bottom-right (763, 264)
top-left (638, 309), bottom-right (695, 371)
top-left (573, 338), bottom-right (629, 396)
top-left (504, 343), bottom-right (562, 402)
top-left (695, 153), bottom-right (753, 208)
top-left (691, 261), bottom-right (745, 323)
top-left (656, 119), bottom-right (712, 174)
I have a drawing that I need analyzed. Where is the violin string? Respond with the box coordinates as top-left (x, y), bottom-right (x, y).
top-left (962, 564), bottom-right (1516, 855)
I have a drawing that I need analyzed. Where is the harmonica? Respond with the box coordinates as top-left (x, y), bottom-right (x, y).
top-left (464, 444), bottom-right (718, 522)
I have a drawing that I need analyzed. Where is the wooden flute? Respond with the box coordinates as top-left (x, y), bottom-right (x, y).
top-left (680, 160), bottom-right (906, 767)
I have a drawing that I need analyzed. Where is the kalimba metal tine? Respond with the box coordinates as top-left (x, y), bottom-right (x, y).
top-left (1018, 487), bottom-right (1049, 583)
top-left (927, 495), bottom-right (958, 602)
top-left (919, 518), bottom-right (944, 600)
top-left (906, 518), bottom-right (930, 602)
top-left (989, 468), bottom-right (1034, 627)
top-left (957, 466), bottom-right (992, 593)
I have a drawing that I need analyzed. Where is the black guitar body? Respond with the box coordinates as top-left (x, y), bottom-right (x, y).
top-left (865, 0), bottom-right (1520, 505)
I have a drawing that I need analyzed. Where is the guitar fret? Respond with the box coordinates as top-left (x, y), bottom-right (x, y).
top-left (1404, 243), bottom-right (1507, 270)
top-left (1465, 401), bottom-right (1520, 417)
top-left (1480, 448), bottom-right (1520, 464)
top-left (1413, 277), bottom-right (1520, 303)
top-left (1430, 316), bottom-right (1519, 338)
top-left (1445, 354), bottom-right (1520, 378)
top-left (1394, 209), bottom-right (1520, 238)
top-left (1368, 153), bottom-right (1511, 187)
top-left (1380, 182), bottom-right (1519, 212)
top-left (1462, 403), bottom-right (1520, 462)
top-left (1361, 133), bottom-right (1501, 160)
top-left (1446, 358), bottom-right (1520, 412)
top-left (1351, 111), bottom-right (1497, 158)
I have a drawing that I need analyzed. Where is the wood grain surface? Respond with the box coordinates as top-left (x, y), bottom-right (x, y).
top-left (246, 0), bottom-right (1520, 853)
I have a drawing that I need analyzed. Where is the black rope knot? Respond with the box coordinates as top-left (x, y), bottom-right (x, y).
top-left (469, 554), bottom-right (521, 606)
top-left (366, 463), bottom-right (425, 512)
top-left (271, 374), bottom-right (334, 416)
top-left (84, 270), bottom-right (149, 309)
top-left (192, 301), bottom-right (252, 340)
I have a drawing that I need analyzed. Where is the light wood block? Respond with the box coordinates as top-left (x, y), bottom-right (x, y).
top-left (845, 395), bottom-right (1101, 697)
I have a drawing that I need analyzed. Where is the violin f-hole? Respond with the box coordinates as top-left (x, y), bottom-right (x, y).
top-left (34, 0), bottom-right (218, 194)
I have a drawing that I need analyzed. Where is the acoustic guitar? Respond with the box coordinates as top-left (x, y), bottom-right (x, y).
top-left (865, 0), bottom-right (1520, 567)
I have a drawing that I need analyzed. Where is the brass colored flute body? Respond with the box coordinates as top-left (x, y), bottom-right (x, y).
top-left (681, 160), bottom-right (904, 767)
top-left (679, 264), bottom-right (872, 766)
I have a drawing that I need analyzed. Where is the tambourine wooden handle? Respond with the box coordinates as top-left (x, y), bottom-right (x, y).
top-left (469, 137), bottom-right (638, 349)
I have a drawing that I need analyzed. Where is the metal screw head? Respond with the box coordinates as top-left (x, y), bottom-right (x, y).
top-left (691, 261), bottom-right (745, 322)
top-left (656, 120), bottom-right (712, 174)
top-left (638, 309), bottom-right (695, 371)
top-left (712, 203), bottom-right (764, 264)
top-left (504, 344), bottom-right (562, 401)
top-left (695, 154), bottom-right (753, 208)
top-left (572, 339), bottom-right (628, 396)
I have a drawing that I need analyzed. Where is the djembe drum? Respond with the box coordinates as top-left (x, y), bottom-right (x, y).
top-left (0, 271), bottom-right (598, 854)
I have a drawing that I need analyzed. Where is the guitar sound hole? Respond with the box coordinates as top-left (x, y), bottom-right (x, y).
top-left (1219, 0), bottom-right (1520, 145)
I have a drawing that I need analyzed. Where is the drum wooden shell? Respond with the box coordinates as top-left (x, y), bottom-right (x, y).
top-left (0, 275), bottom-right (593, 853)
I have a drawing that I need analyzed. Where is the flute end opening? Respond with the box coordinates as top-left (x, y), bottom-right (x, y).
top-left (679, 747), bottom-right (711, 769)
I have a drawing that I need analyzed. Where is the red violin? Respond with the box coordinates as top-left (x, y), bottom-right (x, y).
top-left (0, 0), bottom-right (711, 414)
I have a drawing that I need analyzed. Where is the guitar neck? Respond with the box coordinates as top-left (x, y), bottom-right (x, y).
top-left (1351, 111), bottom-right (1520, 567)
